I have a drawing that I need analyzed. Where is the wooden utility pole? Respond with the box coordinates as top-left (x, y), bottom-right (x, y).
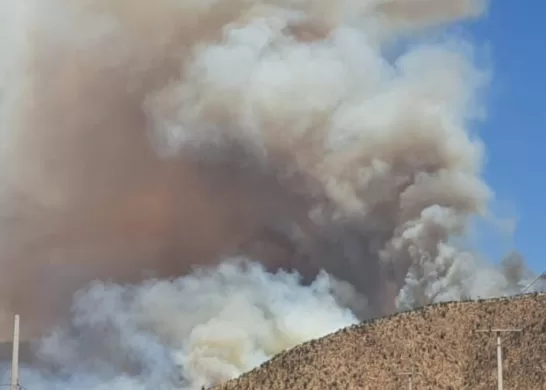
top-left (10, 314), bottom-right (20, 390)
top-left (397, 371), bottom-right (413, 390)
top-left (476, 328), bottom-right (522, 390)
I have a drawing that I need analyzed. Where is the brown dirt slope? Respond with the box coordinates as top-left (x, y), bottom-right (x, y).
top-left (216, 293), bottom-right (546, 390)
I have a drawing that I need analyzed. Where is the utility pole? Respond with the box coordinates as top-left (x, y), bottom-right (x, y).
top-left (397, 371), bottom-right (413, 390)
top-left (10, 314), bottom-right (20, 390)
top-left (476, 328), bottom-right (522, 390)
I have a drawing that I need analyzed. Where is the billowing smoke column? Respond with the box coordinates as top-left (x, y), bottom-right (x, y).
top-left (0, 0), bottom-right (544, 388)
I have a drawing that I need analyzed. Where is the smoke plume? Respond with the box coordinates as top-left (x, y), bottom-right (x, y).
top-left (0, 0), bottom-right (544, 388)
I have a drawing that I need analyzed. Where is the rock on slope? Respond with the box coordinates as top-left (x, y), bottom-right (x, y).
top-left (215, 293), bottom-right (546, 390)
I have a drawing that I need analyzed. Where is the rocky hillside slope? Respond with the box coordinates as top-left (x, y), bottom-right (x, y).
top-left (215, 293), bottom-right (546, 390)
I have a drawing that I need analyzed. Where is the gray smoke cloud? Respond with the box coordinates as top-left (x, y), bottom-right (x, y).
top-left (2, 261), bottom-right (358, 389)
top-left (0, 0), bottom-right (544, 388)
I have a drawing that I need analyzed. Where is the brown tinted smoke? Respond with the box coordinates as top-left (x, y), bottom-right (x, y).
top-left (0, 0), bottom-right (514, 341)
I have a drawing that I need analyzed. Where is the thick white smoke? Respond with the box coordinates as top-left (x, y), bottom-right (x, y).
top-left (2, 261), bottom-right (357, 389)
top-left (0, 0), bottom-right (545, 388)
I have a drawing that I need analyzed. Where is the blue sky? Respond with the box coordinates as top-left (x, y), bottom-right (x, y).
top-left (461, 2), bottom-right (545, 272)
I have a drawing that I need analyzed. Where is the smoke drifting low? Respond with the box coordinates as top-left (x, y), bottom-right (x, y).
top-left (0, 0), bottom-right (543, 388)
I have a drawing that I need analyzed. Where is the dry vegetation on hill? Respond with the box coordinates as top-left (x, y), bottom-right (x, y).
top-left (216, 294), bottom-right (546, 390)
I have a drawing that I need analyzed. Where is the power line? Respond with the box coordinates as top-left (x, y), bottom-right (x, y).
top-left (396, 371), bottom-right (413, 390)
top-left (9, 315), bottom-right (19, 390)
top-left (476, 328), bottom-right (522, 390)
top-left (521, 270), bottom-right (546, 294)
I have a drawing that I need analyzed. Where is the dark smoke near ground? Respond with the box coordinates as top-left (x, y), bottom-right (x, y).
top-left (0, 0), bottom-right (544, 388)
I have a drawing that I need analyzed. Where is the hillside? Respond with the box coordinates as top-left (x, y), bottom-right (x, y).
top-left (215, 293), bottom-right (546, 390)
